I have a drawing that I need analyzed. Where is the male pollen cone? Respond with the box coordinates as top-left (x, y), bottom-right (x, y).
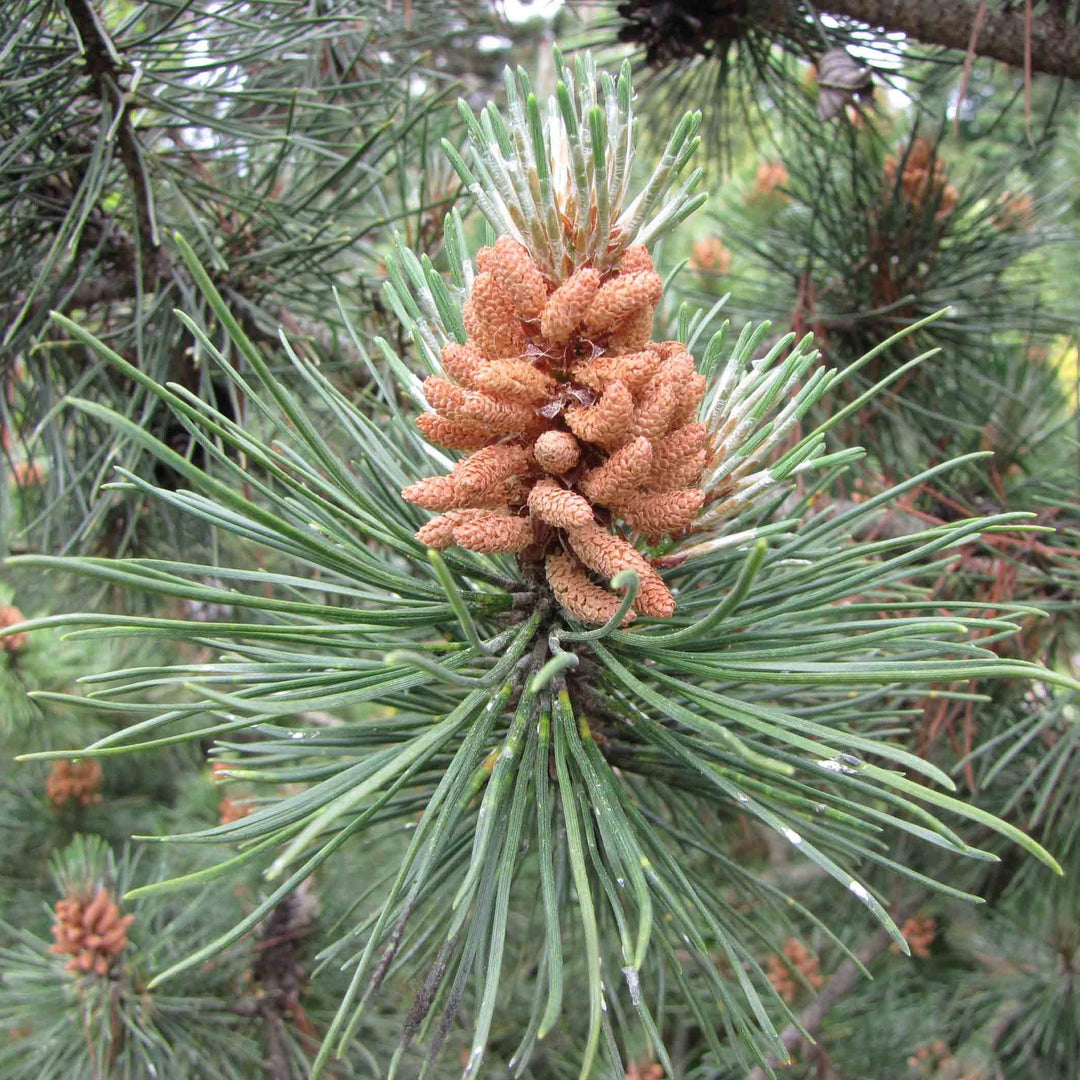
top-left (403, 240), bottom-right (708, 623)
top-left (46, 759), bottom-right (103, 809)
top-left (51, 886), bottom-right (134, 976)
top-left (883, 138), bottom-right (957, 220)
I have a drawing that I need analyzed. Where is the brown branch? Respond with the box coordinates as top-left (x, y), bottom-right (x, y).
top-left (248, 883), bottom-right (319, 1080)
top-left (745, 892), bottom-right (929, 1080)
top-left (64, 0), bottom-right (171, 289)
top-left (822, 0), bottom-right (1080, 81)
top-left (259, 1002), bottom-right (293, 1080)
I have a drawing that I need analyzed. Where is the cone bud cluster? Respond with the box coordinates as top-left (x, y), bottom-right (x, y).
top-left (50, 886), bottom-right (134, 976)
top-left (894, 915), bottom-right (937, 958)
top-left (625, 1061), bottom-right (664, 1080)
top-left (766, 938), bottom-right (824, 1003)
top-left (0, 604), bottom-right (27, 655)
top-left (403, 240), bottom-right (711, 622)
top-left (748, 161), bottom-right (790, 204)
top-left (690, 236), bottom-right (731, 274)
top-left (46, 759), bottom-right (103, 809)
top-left (994, 191), bottom-right (1034, 233)
top-left (884, 138), bottom-right (957, 219)
top-left (907, 1040), bottom-right (953, 1074)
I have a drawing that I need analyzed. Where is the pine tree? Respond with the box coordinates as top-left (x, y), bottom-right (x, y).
top-left (2, 4), bottom-right (1078, 1079)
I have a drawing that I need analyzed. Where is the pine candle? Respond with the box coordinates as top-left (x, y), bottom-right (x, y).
top-left (396, 54), bottom-right (712, 624)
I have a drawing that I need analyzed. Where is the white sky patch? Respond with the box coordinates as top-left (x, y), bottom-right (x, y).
top-left (503, 0), bottom-right (563, 22)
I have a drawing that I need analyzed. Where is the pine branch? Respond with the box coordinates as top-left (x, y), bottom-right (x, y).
top-left (823, 0), bottom-right (1080, 80)
top-left (744, 892), bottom-right (930, 1080)
top-left (7, 47), bottom-right (1072, 1078)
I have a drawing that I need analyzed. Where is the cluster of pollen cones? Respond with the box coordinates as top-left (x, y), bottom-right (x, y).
top-left (50, 886), bottom-right (134, 976)
top-left (884, 138), bottom-right (957, 220)
top-left (766, 938), bottom-right (824, 1004)
top-left (46, 758), bottom-right (103, 809)
top-left (402, 238), bottom-right (711, 625)
top-left (0, 604), bottom-right (27, 655)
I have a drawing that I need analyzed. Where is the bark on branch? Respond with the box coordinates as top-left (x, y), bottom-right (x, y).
top-left (823, 0), bottom-right (1080, 81)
